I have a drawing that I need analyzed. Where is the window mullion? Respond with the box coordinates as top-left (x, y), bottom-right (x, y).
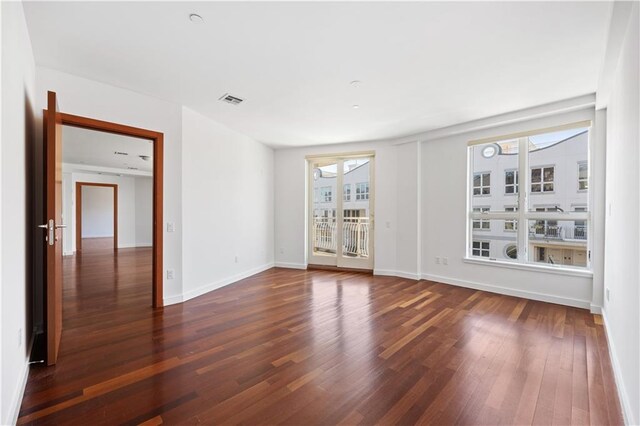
top-left (517, 137), bottom-right (528, 263)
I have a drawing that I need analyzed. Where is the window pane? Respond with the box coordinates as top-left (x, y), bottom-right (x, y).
top-left (343, 159), bottom-right (371, 258)
top-left (311, 162), bottom-right (338, 257)
top-left (527, 219), bottom-right (587, 267)
top-left (470, 219), bottom-right (518, 261)
top-left (528, 127), bottom-right (589, 212)
top-left (471, 140), bottom-right (518, 212)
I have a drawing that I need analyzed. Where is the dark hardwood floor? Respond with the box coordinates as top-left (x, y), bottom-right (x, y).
top-left (19, 245), bottom-right (623, 425)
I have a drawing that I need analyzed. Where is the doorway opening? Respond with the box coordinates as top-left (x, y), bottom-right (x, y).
top-left (307, 153), bottom-right (375, 270)
top-left (40, 91), bottom-right (164, 365)
top-left (75, 182), bottom-right (118, 252)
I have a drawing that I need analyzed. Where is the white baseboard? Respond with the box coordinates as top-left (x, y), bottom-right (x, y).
top-left (166, 263), bottom-right (276, 306)
top-left (162, 293), bottom-right (184, 306)
top-left (274, 262), bottom-right (307, 270)
top-left (601, 309), bottom-right (635, 426)
top-left (6, 334), bottom-right (34, 425)
top-left (590, 304), bottom-right (603, 314)
top-left (421, 273), bottom-right (591, 309)
top-left (117, 243), bottom-right (152, 249)
top-left (374, 269), bottom-right (420, 280)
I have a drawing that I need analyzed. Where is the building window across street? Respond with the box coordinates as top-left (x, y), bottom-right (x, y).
top-left (356, 182), bottom-right (369, 200)
top-left (505, 170), bottom-right (518, 194)
top-left (472, 240), bottom-right (490, 257)
top-left (320, 186), bottom-right (332, 202)
top-left (343, 184), bottom-right (351, 201)
top-left (473, 172), bottom-right (491, 195)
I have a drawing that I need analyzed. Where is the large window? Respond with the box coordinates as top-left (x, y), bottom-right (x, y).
top-left (468, 124), bottom-right (590, 269)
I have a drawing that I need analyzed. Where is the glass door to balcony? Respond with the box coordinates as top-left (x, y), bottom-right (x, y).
top-left (308, 155), bottom-right (374, 270)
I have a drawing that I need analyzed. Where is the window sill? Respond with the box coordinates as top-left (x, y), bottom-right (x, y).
top-left (462, 257), bottom-right (593, 278)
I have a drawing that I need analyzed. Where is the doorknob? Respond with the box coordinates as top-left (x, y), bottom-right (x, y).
top-left (37, 219), bottom-right (55, 246)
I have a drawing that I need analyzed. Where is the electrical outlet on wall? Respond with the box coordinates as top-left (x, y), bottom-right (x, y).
top-left (435, 257), bottom-right (441, 264)
top-left (166, 269), bottom-right (174, 280)
top-left (166, 222), bottom-right (175, 233)
top-left (234, 256), bottom-right (239, 263)
top-left (443, 257), bottom-right (449, 265)
top-left (606, 287), bottom-right (611, 302)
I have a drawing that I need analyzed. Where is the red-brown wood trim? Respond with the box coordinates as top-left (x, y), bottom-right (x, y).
top-left (76, 182), bottom-right (118, 251)
top-left (51, 111), bottom-right (164, 308)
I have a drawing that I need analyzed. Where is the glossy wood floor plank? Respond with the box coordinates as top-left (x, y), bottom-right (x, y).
top-left (19, 244), bottom-right (623, 425)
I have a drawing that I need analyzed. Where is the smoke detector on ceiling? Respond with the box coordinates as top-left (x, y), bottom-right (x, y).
top-left (219, 93), bottom-right (244, 106)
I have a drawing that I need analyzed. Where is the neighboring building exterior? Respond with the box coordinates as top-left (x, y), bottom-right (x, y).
top-left (312, 161), bottom-right (371, 219)
top-left (471, 130), bottom-right (589, 266)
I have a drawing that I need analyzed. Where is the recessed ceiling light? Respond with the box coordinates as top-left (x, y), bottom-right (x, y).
top-left (350, 80), bottom-right (362, 87)
top-left (189, 13), bottom-right (204, 24)
top-left (352, 105), bottom-right (360, 109)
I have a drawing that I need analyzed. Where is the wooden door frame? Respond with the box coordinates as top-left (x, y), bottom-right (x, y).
top-left (55, 112), bottom-right (164, 308)
top-left (76, 182), bottom-right (118, 252)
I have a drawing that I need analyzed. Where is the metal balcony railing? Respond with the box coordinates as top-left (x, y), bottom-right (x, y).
top-left (529, 225), bottom-right (587, 241)
top-left (313, 217), bottom-right (370, 258)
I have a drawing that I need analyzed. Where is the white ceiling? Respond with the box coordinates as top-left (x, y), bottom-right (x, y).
top-left (63, 125), bottom-right (153, 173)
top-left (24, 2), bottom-right (612, 148)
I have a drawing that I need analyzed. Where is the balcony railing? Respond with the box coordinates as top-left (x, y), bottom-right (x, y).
top-left (529, 225), bottom-right (587, 241)
top-left (313, 217), bottom-right (370, 258)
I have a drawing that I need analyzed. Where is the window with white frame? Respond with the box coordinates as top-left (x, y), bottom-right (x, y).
top-left (468, 123), bottom-right (590, 269)
top-left (473, 172), bottom-right (491, 195)
top-left (504, 207), bottom-right (518, 231)
top-left (531, 166), bottom-right (555, 193)
top-left (578, 162), bottom-right (588, 191)
top-left (472, 240), bottom-right (490, 257)
top-left (343, 184), bottom-right (351, 201)
top-left (505, 170), bottom-right (519, 194)
top-left (320, 186), bottom-right (332, 202)
top-left (472, 207), bottom-right (490, 230)
top-left (356, 182), bottom-right (369, 200)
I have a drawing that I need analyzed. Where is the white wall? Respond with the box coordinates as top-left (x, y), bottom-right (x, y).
top-left (135, 177), bottom-right (152, 247)
top-left (421, 108), bottom-right (597, 308)
top-left (81, 185), bottom-right (114, 238)
top-left (62, 172), bottom-right (149, 251)
top-left (274, 106), bottom-right (600, 308)
top-left (0, 2), bottom-right (36, 424)
top-left (602, 3), bottom-right (639, 424)
top-left (275, 140), bottom-right (407, 275)
top-left (36, 67), bottom-right (184, 301)
top-left (180, 107), bottom-right (274, 302)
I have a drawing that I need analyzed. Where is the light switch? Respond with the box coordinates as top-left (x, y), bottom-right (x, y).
top-left (167, 222), bottom-right (175, 233)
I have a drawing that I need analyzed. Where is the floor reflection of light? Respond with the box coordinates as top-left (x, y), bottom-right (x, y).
top-left (308, 275), bottom-right (376, 394)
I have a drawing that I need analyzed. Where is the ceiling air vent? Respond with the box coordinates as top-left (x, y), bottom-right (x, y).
top-left (114, 151), bottom-right (129, 156)
top-left (219, 93), bottom-right (244, 105)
